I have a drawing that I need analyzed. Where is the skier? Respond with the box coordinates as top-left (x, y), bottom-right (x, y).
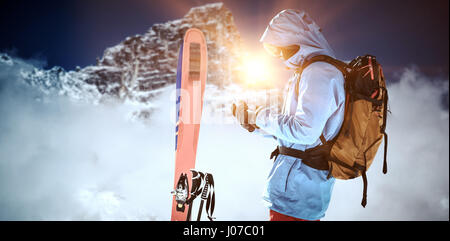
top-left (233, 9), bottom-right (345, 221)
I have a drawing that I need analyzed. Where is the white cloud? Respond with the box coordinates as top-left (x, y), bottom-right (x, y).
top-left (0, 56), bottom-right (448, 220)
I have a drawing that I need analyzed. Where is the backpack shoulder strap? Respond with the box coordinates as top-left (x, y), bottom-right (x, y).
top-left (297, 55), bottom-right (348, 77)
top-left (294, 55), bottom-right (349, 146)
top-left (295, 55), bottom-right (348, 96)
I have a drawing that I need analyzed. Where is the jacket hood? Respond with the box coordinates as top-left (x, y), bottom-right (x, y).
top-left (260, 9), bottom-right (336, 68)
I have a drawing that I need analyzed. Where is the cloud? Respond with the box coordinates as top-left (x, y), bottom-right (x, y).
top-left (325, 67), bottom-right (449, 220)
top-left (0, 55), bottom-right (448, 220)
top-left (0, 55), bottom-right (170, 220)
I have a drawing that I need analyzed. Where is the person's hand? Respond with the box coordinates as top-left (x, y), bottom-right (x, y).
top-left (231, 101), bottom-right (258, 132)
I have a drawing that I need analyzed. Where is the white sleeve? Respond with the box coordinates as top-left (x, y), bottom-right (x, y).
top-left (255, 63), bottom-right (343, 145)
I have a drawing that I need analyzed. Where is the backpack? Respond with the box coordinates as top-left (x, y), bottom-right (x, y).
top-left (270, 54), bottom-right (389, 207)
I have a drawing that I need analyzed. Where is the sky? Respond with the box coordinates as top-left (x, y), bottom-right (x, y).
top-left (0, 0), bottom-right (449, 79)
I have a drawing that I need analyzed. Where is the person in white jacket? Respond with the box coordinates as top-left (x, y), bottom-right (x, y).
top-left (233, 9), bottom-right (346, 221)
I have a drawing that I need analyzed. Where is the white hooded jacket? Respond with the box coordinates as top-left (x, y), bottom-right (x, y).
top-left (256, 9), bottom-right (346, 220)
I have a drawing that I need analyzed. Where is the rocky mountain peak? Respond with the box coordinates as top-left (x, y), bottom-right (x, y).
top-left (15, 2), bottom-right (244, 105)
top-left (92, 2), bottom-right (243, 102)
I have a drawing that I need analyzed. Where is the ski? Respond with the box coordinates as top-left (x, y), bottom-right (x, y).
top-left (171, 28), bottom-right (207, 221)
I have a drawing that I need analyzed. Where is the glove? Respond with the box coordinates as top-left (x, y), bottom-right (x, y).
top-left (231, 101), bottom-right (259, 132)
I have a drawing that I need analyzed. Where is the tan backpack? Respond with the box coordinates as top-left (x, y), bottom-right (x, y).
top-left (270, 54), bottom-right (389, 207)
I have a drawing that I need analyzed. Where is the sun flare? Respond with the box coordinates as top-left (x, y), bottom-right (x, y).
top-left (240, 53), bottom-right (274, 87)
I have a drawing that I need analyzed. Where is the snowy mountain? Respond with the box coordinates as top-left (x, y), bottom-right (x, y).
top-left (7, 2), bottom-right (244, 106)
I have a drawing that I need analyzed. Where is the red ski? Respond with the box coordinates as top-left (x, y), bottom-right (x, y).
top-left (171, 28), bottom-right (207, 221)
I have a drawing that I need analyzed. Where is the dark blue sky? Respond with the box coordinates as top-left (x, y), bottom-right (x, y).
top-left (1, 0), bottom-right (448, 79)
